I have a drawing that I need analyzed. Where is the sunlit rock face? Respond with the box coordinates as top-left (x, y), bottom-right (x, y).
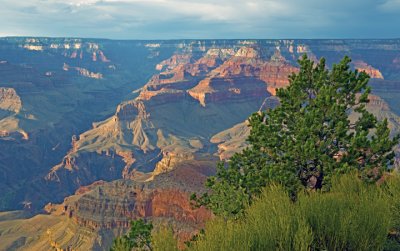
top-left (353, 60), bottom-right (384, 79)
top-left (40, 160), bottom-right (214, 250)
top-left (0, 87), bottom-right (21, 113)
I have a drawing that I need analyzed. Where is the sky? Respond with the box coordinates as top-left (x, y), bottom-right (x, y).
top-left (0, 0), bottom-right (399, 39)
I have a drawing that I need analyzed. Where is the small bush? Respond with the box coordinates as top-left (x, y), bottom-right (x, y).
top-left (152, 227), bottom-right (178, 251)
top-left (188, 174), bottom-right (395, 251)
top-left (299, 175), bottom-right (391, 250)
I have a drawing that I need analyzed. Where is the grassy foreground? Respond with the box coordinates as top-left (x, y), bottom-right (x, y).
top-left (152, 174), bottom-right (400, 251)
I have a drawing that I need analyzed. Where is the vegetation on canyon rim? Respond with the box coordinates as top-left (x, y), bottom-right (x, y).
top-left (111, 55), bottom-right (400, 250)
top-left (111, 219), bottom-right (153, 251)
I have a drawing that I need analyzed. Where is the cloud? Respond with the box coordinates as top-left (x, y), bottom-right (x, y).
top-left (379, 0), bottom-right (400, 11)
top-left (0, 0), bottom-right (398, 39)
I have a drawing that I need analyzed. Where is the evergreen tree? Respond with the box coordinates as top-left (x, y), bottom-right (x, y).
top-left (192, 55), bottom-right (399, 218)
top-left (110, 219), bottom-right (153, 251)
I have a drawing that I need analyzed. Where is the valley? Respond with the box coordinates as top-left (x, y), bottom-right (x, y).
top-left (0, 38), bottom-right (400, 250)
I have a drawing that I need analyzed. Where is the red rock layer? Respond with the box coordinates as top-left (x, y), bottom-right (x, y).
top-left (45, 161), bottom-right (214, 243)
top-left (353, 60), bottom-right (384, 79)
top-left (188, 47), bottom-right (299, 104)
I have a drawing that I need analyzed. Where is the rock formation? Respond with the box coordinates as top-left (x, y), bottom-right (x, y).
top-left (9, 160), bottom-right (215, 250)
top-left (353, 60), bottom-right (384, 79)
top-left (0, 87), bottom-right (22, 113)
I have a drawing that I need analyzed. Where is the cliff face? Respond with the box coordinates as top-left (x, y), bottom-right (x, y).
top-left (21, 38), bottom-right (110, 62)
top-left (42, 160), bottom-right (214, 250)
top-left (0, 87), bottom-right (22, 113)
top-left (48, 45), bottom-right (296, 194)
top-left (63, 63), bottom-right (103, 79)
top-left (0, 87), bottom-right (28, 140)
top-left (353, 60), bottom-right (384, 79)
top-left (0, 37), bottom-right (178, 211)
top-left (45, 39), bottom-right (400, 207)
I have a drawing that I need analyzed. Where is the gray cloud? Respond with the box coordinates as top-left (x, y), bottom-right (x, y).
top-left (0, 0), bottom-right (399, 39)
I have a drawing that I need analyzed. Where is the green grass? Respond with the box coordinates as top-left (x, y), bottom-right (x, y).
top-left (154, 174), bottom-right (400, 251)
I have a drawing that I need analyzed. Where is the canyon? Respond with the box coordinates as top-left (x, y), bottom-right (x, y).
top-left (0, 38), bottom-right (400, 250)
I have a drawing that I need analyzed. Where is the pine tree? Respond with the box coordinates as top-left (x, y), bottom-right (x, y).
top-left (192, 55), bottom-right (399, 218)
top-left (110, 219), bottom-right (153, 251)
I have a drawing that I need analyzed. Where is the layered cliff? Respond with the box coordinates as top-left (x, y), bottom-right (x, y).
top-left (47, 45), bottom-right (287, 194)
top-left (46, 39), bottom-right (400, 205)
top-left (0, 37), bottom-right (178, 211)
top-left (0, 160), bottom-right (214, 251)
top-left (47, 160), bottom-right (213, 233)
top-left (353, 60), bottom-right (384, 79)
top-left (0, 87), bottom-right (28, 140)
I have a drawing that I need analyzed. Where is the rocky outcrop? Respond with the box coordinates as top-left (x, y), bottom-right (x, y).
top-left (45, 151), bottom-right (127, 193)
top-left (156, 54), bottom-right (193, 71)
top-left (188, 47), bottom-right (298, 104)
top-left (46, 98), bottom-right (160, 192)
top-left (23, 44), bottom-right (43, 51)
top-left (44, 160), bottom-right (214, 249)
top-left (0, 88), bottom-right (28, 140)
top-left (259, 54), bottom-right (299, 95)
top-left (210, 96), bottom-right (280, 160)
top-left (0, 87), bottom-right (22, 113)
top-left (365, 94), bottom-right (400, 137)
top-left (353, 60), bottom-right (384, 79)
top-left (63, 63), bottom-right (103, 79)
top-left (22, 38), bottom-right (112, 64)
top-left (188, 76), bottom-right (269, 107)
top-left (48, 46), bottom-right (278, 189)
top-left (211, 121), bottom-right (250, 160)
top-left (152, 141), bottom-right (202, 176)
top-left (138, 88), bottom-right (185, 101)
top-left (0, 159), bottom-right (215, 251)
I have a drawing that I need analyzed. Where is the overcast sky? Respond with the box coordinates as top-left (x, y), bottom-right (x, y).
top-left (0, 0), bottom-right (399, 39)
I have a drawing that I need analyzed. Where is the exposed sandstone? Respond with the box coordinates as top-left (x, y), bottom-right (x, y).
top-left (234, 47), bottom-right (260, 58)
top-left (0, 116), bottom-right (29, 140)
top-left (188, 47), bottom-right (298, 105)
top-left (353, 60), bottom-right (384, 79)
top-left (210, 97), bottom-right (280, 160)
top-left (153, 151), bottom-right (195, 176)
top-left (45, 160), bottom-right (214, 248)
top-left (63, 63), bottom-right (103, 79)
top-left (0, 87), bottom-right (22, 113)
top-left (210, 121), bottom-right (250, 160)
top-left (77, 67), bottom-right (103, 79)
top-left (49, 46), bottom-right (296, 190)
top-left (187, 78), bottom-right (214, 106)
top-left (22, 44), bottom-right (43, 51)
top-left (259, 61), bottom-right (299, 95)
top-left (156, 54), bottom-right (193, 71)
top-left (188, 77), bottom-right (270, 106)
top-left (98, 50), bottom-right (110, 62)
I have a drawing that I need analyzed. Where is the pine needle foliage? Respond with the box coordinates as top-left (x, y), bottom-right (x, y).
top-left (192, 55), bottom-right (399, 218)
top-left (110, 219), bottom-right (153, 251)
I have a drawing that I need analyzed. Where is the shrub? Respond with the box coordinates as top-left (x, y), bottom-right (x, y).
top-left (152, 227), bottom-right (178, 251)
top-left (189, 174), bottom-right (394, 251)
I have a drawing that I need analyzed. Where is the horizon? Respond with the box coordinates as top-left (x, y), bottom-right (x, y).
top-left (1, 0), bottom-right (400, 39)
top-left (2, 36), bottom-right (400, 41)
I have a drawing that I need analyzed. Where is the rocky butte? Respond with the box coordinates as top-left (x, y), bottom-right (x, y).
top-left (0, 38), bottom-right (399, 250)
